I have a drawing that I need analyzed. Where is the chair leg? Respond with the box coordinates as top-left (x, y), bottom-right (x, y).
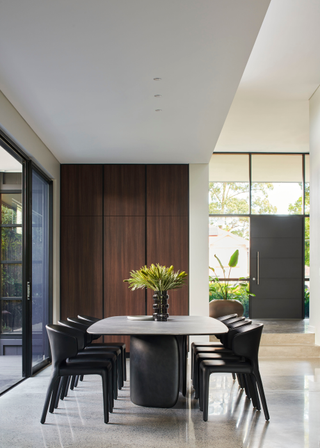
top-left (54, 378), bottom-right (64, 409)
top-left (253, 369), bottom-right (270, 421)
top-left (70, 375), bottom-right (76, 390)
top-left (41, 375), bottom-right (60, 424)
top-left (59, 376), bottom-right (69, 400)
top-left (74, 375), bottom-right (79, 387)
top-left (247, 374), bottom-right (260, 410)
top-left (101, 372), bottom-right (109, 424)
top-left (123, 348), bottom-right (127, 382)
top-left (50, 378), bottom-right (62, 413)
top-left (117, 355), bottom-right (123, 390)
top-left (201, 367), bottom-right (211, 422)
top-left (64, 376), bottom-right (71, 398)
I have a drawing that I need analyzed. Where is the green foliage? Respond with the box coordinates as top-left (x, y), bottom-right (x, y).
top-left (209, 250), bottom-right (254, 318)
top-left (288, 185), bottom-right (310, 267)
top-left (209, 182), bottom-right (277, 238)
top-left (124, 264), bottom-right (188, 293)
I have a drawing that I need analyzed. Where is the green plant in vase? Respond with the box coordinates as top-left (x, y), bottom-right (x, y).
top-left (124, 264), bottom-right (187, 321)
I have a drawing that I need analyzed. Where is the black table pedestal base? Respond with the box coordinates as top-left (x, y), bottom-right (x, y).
top-left (130, 335), bottom-right (179, 408)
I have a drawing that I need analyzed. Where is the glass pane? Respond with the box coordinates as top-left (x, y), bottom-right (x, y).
top-left (305, 217), bottom-right (310, 278)
top-left (305, 281), bottom-right (310, 318)
top-left (209, 182), bottom-right (249, 214)
top-left (209, 154), bottom-right (249, 182)
top-left (209, 280), bottom-right (250, 318)
top-left (1, 193), bottom-right (22, 225)
top-left (0, 299), bottom-right (22, 334)
top-left (1, 264), bottom-right (22, 297)
top-left (252, 154), bottom-right (303, 182)
top-left (305, 155), bottom-right (310, 214)
top-left (209, 217), bottom-right (249, 278)
top-left (32, 170), bottom-right (50, 367)
top-left (251, 182), bottom-right (303, 215)
top-left (0, 146), bottom-right (23, 393)
top-left (1, 227), bottom-right (22, 261)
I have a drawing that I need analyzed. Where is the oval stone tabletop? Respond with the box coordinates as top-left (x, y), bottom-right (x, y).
top-left (87, 315), bottom-right (228, 336)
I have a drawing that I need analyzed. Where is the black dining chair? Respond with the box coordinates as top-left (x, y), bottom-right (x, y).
top-left (66, 316), bottom-right (124, 389)
top-left (199, 323), bottom-right (269, 422)
top-left (41, 324), bottom-right (113, 424)
top-left (77, 314), bottom-right (127, 382)
top-left (193, 319), bottom-right (252, 399)
top-left (58, 319), bottom-right (119, 400)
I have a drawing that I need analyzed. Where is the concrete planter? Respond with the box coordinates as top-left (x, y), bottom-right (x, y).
top-left (209, 299), bottom-right (244, 318)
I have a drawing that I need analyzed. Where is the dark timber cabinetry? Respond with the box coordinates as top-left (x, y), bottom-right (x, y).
top-left (60, 164), bottom-right (189, 349)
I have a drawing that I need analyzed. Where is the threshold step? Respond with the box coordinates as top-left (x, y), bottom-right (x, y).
top-left (261, 333), bottom-right (315, 346)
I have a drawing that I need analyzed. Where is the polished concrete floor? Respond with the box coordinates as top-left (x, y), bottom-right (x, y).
top-left (1, 357), bottom-right (320, 448)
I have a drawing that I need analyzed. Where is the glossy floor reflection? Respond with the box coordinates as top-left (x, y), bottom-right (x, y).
top-left (1, 358), bottom-right (320, 448)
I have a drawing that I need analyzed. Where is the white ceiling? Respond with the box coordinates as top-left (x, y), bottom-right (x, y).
top-left (1, 0), bottom-right (319, 164)
top-left (0, 0), bottom-right (271, 164)
top-left (238, 0), bottom-right (320, 101)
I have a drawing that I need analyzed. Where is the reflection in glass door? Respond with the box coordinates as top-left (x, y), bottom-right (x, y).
top-left (0, 146), bottom-right (23, 393)
top-left (31, 169), bottom-right (50, 368)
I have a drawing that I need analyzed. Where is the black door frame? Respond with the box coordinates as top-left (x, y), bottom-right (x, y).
top-left (209, 152), bottom-right (309, 319)
top-left (0, 131), bottom-right (53, 388)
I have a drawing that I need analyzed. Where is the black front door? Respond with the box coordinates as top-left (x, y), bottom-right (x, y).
top-left (250, 215), bottom-right (304, 318)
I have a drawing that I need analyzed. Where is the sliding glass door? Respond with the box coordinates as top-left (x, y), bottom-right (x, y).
top-left (0, 135), bottom-right (52, 393)
top-left (31, 169), bottom-right (50, 368)
top-left (0, 146), bottom-right (24, 392)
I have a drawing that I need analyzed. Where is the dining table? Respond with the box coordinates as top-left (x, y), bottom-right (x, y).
top-left (87, 315), bottom-right (228, 408)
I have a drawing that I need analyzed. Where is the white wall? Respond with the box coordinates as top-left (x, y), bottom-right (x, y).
top-left (309, 87), bottom-right (320, 343)
top-left (189, 163), bottom-right (209, 343)
top-left (215, 94), bottom-right (309, 153)
top-left (0, 91), bottom-right (60, 323)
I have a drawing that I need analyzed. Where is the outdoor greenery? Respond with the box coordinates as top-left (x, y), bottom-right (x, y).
top-left (209, 250), bottom-right (254, 318)
top-left (124, 263), bottom-right (188, 293)
top-left (209, 182), bottom-right (276, 239)
top-left (1, 203), bottom-right (23, 333)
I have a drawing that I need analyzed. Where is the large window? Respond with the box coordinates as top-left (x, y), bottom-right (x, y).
top-left (209, 153), bottom-right (310, 318)
top-left (0, 135), bottom-right (52, 393)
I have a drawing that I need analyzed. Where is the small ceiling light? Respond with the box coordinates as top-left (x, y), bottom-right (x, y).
top-left (155, 109), bottom-right (162, 112)
top-left (154, 94), bottom-right (162, 98)
top-left (153, 78), bottom-right (162, 81)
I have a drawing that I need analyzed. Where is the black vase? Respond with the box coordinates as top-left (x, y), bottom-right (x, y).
top-left (152, 291), bottom-right (169, 321)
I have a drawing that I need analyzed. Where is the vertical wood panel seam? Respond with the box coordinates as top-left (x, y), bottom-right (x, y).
top-left (102, 165), bottom-right (105, 322)
top-left (145, 165), bottom-right (148, 315)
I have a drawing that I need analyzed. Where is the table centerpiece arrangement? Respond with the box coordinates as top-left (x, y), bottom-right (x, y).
top-left (124, 263), bottom-right (187, 321)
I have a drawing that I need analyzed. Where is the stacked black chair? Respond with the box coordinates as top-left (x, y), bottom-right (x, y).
top-left (77, 315), bottom-right (127, 383)
top-left (65, 317), bottom-right (124, 388)
top-left (41, 324), bottom-right (113, 424)
top-left (191, 315), bottom-right (245, 382)
top-left (58, 319), bottom-right (119, 401)
top-left (199, 323), bottom-right (269, 421)
top-left (193, 319), bottom-right (252, 399)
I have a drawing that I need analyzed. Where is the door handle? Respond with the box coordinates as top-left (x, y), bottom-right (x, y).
top-left (256, 252), bottom-right (260, 285)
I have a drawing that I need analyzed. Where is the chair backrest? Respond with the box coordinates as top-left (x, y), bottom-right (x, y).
top-left (225, 316), bottom-right (245, 327)
top-left (58, 320), bottom-right (89, 348)
top-left (78, 315), bottom-right (100, 323)
top-left (224, 319), bottom-right (252, 349)
top-left (231, 323), bottom-right (264, 365)
top-left (46, 324), bottom-right (78, 368)
top-left (216, 313), bottom-right (238, 322)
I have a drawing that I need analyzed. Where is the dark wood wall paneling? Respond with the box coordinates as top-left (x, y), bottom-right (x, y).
top-left (104, 165), bottom-right (146, 347)
top-left (60, 165), bottom-right (103, 321)
top-left (146, 165), bottom-right (189, 316)
top-left (60, 164), bottom-right (189, 348)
